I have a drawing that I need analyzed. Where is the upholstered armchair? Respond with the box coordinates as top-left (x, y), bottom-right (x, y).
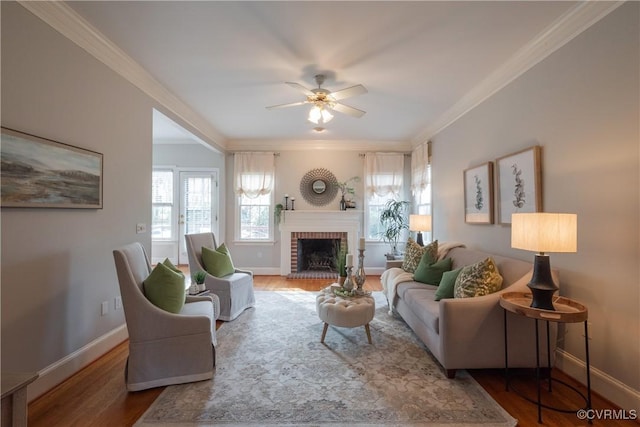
top-left (113, 242), bottom-right (219, 391)
top-left (185, 232), bottom-right (256, 321)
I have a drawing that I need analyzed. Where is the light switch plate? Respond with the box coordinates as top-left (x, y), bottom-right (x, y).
top-left (136, 223), bottom-right (147, 234)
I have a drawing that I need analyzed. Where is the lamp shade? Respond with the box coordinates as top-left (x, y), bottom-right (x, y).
top-left (511, 213), bottom-right (577, 253)
top-left (409, 214), bottom-right (432, 232)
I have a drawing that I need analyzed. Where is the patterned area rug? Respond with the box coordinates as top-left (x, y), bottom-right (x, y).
top-left (135, 290), bottom-right (516, 427)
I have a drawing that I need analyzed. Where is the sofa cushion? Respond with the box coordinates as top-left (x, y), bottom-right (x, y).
top-left (402, 239), bottom-right (438, 273)
top-left (396, 281), bottom-right (436, 301)
top-left (435, 267), bottom-right (462, 301)
top-left (414, 257), bottom-right (452, 285)
top-left (454, 257), bottom-right (503, 298)
top-left (402, 288), bottom-right (441, 334)
top-left (143, 262), bottom-right (186, 314)
top-left (202, 243), bottom-right (235, 277)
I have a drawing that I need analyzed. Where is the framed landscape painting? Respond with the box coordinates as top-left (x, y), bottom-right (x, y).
top-left (1, 127), bottom-right (103, 209)
top-left (463, 162), bottom-right (494, 224)
top-left (495, 146), bottom-right (541, 224)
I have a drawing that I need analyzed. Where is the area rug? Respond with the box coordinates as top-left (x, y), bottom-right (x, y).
top-left (135, 290), bottom-right (516, 427)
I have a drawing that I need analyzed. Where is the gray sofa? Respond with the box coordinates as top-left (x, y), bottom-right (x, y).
top-left (381, 246), bottom-right (557, 378)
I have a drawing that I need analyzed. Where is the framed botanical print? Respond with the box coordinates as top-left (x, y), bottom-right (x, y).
top-left (463, 162), bottom-right (494, 224)
top-left (495, 146), bottom-right (541, 224)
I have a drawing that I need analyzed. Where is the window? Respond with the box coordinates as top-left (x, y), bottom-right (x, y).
top-left (414, 165), bottom-right (432, 241)
top-left (152, 169), bottom-right (174, 240)
top-left (238, 192), bottom-right (272, 240)
top-left (363, 153), bottom-right (405, 241)
top-left (234, 152), bottom-right (275, 241)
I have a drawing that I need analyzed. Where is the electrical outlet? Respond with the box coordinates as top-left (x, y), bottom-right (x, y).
top-left (101, 301), bottom-right (109, 316)
top-left (114, 296), bottom-right (122, 310)
top-left (136, 223), bottom-right (147, 234)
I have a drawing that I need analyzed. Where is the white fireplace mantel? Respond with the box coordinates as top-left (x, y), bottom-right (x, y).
top-left (279, 210), bottom-right (363, 275)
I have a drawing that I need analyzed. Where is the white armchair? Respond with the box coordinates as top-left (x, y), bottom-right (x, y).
top-left (185, 233), bottom-right (255, 321)
top-left (113, 242), bottom-right (219, 391)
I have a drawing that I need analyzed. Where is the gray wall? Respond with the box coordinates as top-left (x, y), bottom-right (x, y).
top-left (431, 4), bottom-right (639, 392)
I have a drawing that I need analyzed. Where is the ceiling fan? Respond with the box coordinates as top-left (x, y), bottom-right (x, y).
top-left (266, 74), bottom-right (367, 124)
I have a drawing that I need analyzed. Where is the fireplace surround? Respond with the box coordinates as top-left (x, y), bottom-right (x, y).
top-left (279, 210), bottom-right (362, 276)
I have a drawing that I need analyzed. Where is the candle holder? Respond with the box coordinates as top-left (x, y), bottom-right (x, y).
top-left (284, 195), bottom-right (289, 210)
top-left (354, 248), bottom-right (366, 294)
top-left (291, 198), bottom-right (295, 210)
top-left (343, 266), bottom-right (354, 291)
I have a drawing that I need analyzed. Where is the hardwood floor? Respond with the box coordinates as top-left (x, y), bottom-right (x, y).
top-left (28, 276), bottom-right (633, 427)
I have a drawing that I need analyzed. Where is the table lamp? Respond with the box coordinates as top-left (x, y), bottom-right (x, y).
top-left (511, 213), bottom-right (577, 311)
top-left (409, 214), bottom-right (432, 247)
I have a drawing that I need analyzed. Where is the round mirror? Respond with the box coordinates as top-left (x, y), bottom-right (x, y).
top-left (312, 180), bottom-right (326, 194)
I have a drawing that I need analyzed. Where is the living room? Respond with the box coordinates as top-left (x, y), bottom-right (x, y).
top-left (1, 1), bottom-right (638, 425)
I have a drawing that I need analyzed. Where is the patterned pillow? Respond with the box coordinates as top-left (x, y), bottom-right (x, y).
top-left (402, 239), bottom-right (438, 274)
top-left (453, 257), bottom-right (503, 298)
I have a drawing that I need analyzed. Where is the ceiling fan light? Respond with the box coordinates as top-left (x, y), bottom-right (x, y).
top-left (321, 108), bottom-right (334, 123)
top-left (308, 105), bottom-right (321, 124)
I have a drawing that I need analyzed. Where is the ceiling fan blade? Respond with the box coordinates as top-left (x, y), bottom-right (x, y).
top-left (285, 82), bottom-right (315, 96)
top-left (330, 102), bottom-right (366, 118)
top-left (329, 84), bottom-right (368, 101)
top-left (266, 101), bottom-right (309, 110)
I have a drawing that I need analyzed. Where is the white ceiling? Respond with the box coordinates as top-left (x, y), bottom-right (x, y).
top-left (58, 1), bottom-right (611, 148)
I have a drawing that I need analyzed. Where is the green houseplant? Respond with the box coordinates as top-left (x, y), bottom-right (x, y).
top-left (192, 271), bottom-right (207, 292)
top-left (274, 203), bottom-right (284, 225)
top-left (379, 199), bottom-right (410, 258)
top-left (334, 242), bottom-right (348, 285)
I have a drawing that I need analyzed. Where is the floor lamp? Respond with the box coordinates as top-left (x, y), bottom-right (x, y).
top-left (511, 213), bottom-right (577, 311)
top-left (409, 214), bottom-right (432, 247)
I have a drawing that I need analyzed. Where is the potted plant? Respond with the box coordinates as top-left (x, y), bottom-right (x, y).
top-left (335, 176), bottom-right (360, 210)
top-left (192, 271), bottom-right (207, 293)
top-left (379, 199), bottom-right (410, 259)
top-left (274, 203), bottom-right (284, 225)
top-left (334, 243), bottom-right (348, 285)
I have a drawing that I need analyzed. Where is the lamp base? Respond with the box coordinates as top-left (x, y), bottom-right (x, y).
top-left (527, 254), bottom-right (558, 311)
top-left (416, 232), bottom-right (424, 246)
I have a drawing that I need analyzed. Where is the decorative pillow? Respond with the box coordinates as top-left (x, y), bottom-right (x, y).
top-left (402, 239), bottom-right (438, 274)
top-left (453, 257), bottom-right (503, 298)
top-left (435, 268), bottom-right (462, 301)
top-left (202, 244), bottom-right (235, 277)
top-left (413, 257), bottom-right (452, 286)
top-left (162, 258), bottom-right (183, 275)
top-left (143, 262), bottom-right (186, 314)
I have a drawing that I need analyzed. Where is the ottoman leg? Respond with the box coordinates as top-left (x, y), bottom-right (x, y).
top-left (321, 323), bottom-right (329, 343)
top-left (365, 324), bottom-right (372, 344)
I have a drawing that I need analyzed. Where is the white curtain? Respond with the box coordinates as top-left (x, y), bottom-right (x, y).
top-left (234, 152), bottom-right (275, 198)
top-left (364, 153), bottom-right (404, 197)
top-left (411, 142), bottom-right (430, 196)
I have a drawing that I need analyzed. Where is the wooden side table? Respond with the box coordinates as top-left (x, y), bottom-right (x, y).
top-left (1, 372), bottom-right (38, 427)
top-left (500, 291), bottom-right (591, 424)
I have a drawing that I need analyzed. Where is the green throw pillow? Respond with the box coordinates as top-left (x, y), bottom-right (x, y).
top-left (402, 239), bottom-right (438, 274)
top-left (143, 262), bottom-right (186, 314)
top-left (202, 244), bottom-right (235, 277)
top-left (435, 268), bottom-right (462, 301)
top-left (162, 258), bottom-right (183, 275)
top-left (413, 257), bottom-right (452, 286)
top-left (453, 257), bottom-right (503, 298)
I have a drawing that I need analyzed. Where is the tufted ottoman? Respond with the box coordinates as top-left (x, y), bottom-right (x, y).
top-left (316, 286), bottom-right (375, 344)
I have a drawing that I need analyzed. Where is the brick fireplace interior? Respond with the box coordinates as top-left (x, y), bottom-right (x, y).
top-left (290, 232), bottom-right (347, 273)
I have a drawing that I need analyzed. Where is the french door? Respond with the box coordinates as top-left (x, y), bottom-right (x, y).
top-left (178, 171), bottom-right (219, 265)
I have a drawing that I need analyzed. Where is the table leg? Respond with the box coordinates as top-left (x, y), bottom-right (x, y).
top-left (364, 324), bottom-right (372, 344)
top-left (546, 321), bottom-right (552, 393)
top-left (535, 319), bottom-right (542, 423)
top-left (321, 323), bottom-right (328, 343)
top-left (503, 309), bottom-right (510, 391)
top-left (584, 321), bottom-right (593, 425)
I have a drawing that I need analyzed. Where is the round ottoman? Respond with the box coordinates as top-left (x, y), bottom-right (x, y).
top-left (316, 286), bottom-right (375, 344)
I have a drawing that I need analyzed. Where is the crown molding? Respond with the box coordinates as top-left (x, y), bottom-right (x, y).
top-left (18, 1), bottom-right (227, 153)
top-left (228, 139), bottom-right (412, 153)
top-left (412, 1), bottom-right (625, 146)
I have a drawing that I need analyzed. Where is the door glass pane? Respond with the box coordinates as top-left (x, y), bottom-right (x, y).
top-left (152, 170), bottom-right (173, 240)
top-left (184, 176), bottom-right (212, 235)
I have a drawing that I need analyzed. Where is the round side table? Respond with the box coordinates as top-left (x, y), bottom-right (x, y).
top-left (500, 291), bottom-right (591, 424)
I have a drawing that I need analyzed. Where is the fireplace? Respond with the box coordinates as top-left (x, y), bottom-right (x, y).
top-left (279, 210), bottom-right (362, 276)
top-left (292, 232), bottom-right (346, 273)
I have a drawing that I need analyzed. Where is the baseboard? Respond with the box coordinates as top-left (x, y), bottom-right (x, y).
top-left (555, 348), bottom-right (640, 412)
top-left (27, 325), bottom-right (129, 402)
